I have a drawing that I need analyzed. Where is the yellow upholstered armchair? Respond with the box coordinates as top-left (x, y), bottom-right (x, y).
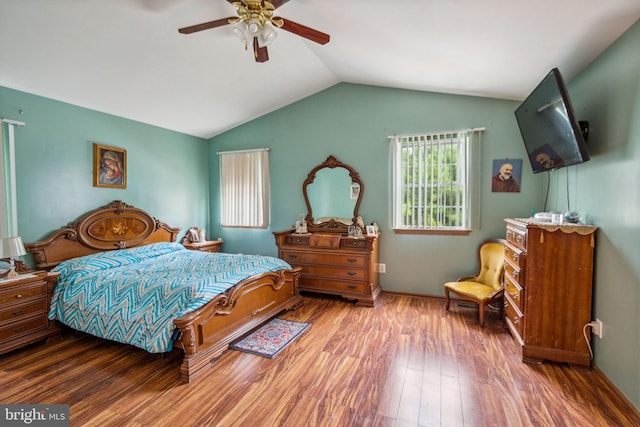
top-left (444, 238), bottom-right (506, 326)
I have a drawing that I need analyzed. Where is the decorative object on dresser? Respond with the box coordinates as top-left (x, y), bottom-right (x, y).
top-left (183, 239), bottom-right (224, 253)
top-left (0, 236), bottom-right (27, 279)
top-left (0, 270), bottom-right (61, 355)
top-left (274, 156), bottom-right (381, 306)
top-left (444, 238), bottom-right (506, 326)
top-left (503, 218), bottom-right (597, 369)
top-left (24, 200), bottom-right (302, 382)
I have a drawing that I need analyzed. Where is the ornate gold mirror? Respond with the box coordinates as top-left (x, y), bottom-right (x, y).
top-left (303, 155), bottom-right (364, 233)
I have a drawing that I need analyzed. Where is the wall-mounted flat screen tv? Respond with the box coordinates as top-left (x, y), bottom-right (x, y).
top-left (515, 68), bottom-right (590, 174)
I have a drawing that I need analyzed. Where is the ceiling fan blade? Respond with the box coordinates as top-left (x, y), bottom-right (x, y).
top-left (178, 17), bottom-right (235, 34)
top-left (276, 18), bottom-right (330, 45)
top-left (269, 0), bottom-right (291, 9)
top-left (253, 38), bottom-right (269, 62)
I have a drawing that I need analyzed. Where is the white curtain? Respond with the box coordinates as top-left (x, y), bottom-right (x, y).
top-left (219, 149), bottom-right (270, 228)
top-left (0, 125), bottom-right (7, 238)
top-left (0, 119), bottom-right (22, 237)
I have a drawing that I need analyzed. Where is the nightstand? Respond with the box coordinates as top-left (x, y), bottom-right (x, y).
top-left (183, 240), bottom-right (224, 253)
top-left (0, 271), bottom-right (61, 355)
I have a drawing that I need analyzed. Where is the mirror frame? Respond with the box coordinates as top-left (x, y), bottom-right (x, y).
top-left (302, 155), bottom-right (364, 233)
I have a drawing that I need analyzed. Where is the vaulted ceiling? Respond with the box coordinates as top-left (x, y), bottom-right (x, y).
top-left (1, 1), bottom-right (638, 138)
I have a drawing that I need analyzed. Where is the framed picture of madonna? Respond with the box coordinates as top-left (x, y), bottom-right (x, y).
top-left (93, 143), bottom-right (127, 189)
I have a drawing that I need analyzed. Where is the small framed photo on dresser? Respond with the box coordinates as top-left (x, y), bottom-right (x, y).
top-left (366, 225), bottom-right (376, 236)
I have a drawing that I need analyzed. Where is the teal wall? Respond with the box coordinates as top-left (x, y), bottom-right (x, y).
top-left (208, 84), bottom-right (544, 294)
top-left (546, 19), bottom-right (640, 408)
top-left (0, 87), bottom-right (209, 246)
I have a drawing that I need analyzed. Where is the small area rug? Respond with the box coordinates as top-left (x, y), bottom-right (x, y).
top-left (230, 318), bottom-right (310, 358)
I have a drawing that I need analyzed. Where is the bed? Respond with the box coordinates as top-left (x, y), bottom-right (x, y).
top-left (25, 200), bottom-right (303, 382)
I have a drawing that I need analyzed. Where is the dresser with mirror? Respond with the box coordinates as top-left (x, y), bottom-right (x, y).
top-left (273, 155), bottom-right (380, 306)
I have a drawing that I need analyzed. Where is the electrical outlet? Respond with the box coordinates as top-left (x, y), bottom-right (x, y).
top-left (377, 263), bottom-right (386, 273)
top-left (590, 319), bottom-right (604, 339)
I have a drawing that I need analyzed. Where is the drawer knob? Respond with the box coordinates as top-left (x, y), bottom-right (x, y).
top-left (512, 253), bottom-right (519, 262)
top-left (347, 285), bottom-right (357, 289)
top-left (516, 235), bottom-right (523, 243)
top-left (14, 326), bottom-right (25, 333)
top-left (513, 317), bottom-right (519, 324)
top-left (510, 292), bottom-right (519, 300)
top-left (347, 258), bottom-right (357, 263)
top-left (503, 247), bottom-right (508, 253)
top-left (288, 254), bottom-right (297, 259)
top-left (347, 272), bottom-right (357, 276)
top-left (512, 271), bottom-right (518, 279)
top-left (15, 294), bottom-right (23, 299)
top-left (13, 309), bottom-right (24, 316)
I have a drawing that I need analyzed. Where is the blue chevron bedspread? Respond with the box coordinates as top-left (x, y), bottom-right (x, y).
top-left (49, 242), bottom-right (292, 353)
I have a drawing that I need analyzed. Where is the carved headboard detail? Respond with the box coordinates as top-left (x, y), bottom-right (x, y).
top-left (25, 200), bottom-right (181, 270)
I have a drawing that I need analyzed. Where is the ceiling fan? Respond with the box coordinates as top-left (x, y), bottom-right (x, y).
top-left (178, 0), bottom-right (330, 63)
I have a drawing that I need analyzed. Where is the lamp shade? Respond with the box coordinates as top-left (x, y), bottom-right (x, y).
top-left (258, 23), bottom-right (277, 47)
top-left (0, 236), bottom-right (27, 258)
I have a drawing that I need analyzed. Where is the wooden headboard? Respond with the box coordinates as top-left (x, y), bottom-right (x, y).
top-left (25, 200), bottom-right (181, 270)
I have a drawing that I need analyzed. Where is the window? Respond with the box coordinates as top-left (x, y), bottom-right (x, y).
top-left (390, 128), bottom-right (483, 234)
top-left (219, 149), bottom-right (270, 228)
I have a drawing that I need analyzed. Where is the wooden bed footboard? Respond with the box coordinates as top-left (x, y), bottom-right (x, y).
top-left (175, 267), bottom-right (303, 382)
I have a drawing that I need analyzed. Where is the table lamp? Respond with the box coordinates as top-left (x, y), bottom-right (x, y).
top-left (0, 236), bottom-right (27, 279)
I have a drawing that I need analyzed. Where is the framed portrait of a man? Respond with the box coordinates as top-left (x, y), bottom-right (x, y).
top-left (491, 159), bottom-right (522, 193)
top-left (93, 143), bottom-right (127, 189)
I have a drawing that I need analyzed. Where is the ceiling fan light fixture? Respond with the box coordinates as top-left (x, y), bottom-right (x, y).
top-left (247, 18), bottom-right (262, 35)
top-left (258, 22), bottom-right (277, 48)
top-left (233, 21), bottom-right (249, 40)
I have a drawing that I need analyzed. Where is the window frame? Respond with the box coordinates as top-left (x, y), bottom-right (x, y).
top-left (390, 128), bottom-right (483, 235)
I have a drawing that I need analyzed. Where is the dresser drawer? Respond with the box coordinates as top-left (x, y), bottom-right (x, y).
top-left (503, 257), bottom-right (524, 283)
top-left (286, 234), bottom-right (311, 245)
top-left (340, 238), bottom-right (367, 249)
top-left (504, 295), bottom-right (524, 338)
top-left (504, 273), bottom-right (524, 312)
top-left (299, 277), bottom-right (366, 295)
top-left (0, 299), bottom-right (48, 324)
top-left (281, 250), bottom-right (366, 268)
top-left (506, 225), bottom-right (527, 251)
top-left (504, 242), bottom-right (525, 270)
top-left (302, 265), bottom-right (366, 281)
top-left (0, 315), bottom-right (48, 341)
top-left (0, 281), bottom-right (48, 305)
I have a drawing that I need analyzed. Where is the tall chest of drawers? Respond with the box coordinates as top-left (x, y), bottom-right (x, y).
top-left (273, 231), bottom-right (380, 306)
top-left (503, 218), bottom-right (597, 368)
top-left (0, 271), bottom-right (61, 355)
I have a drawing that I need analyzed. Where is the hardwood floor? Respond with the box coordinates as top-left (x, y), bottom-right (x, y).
top-left (1, 293), bottom-right (639, 426)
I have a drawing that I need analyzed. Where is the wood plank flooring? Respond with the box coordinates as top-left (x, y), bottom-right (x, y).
top-left (1, 293), bottom-right (639, 426)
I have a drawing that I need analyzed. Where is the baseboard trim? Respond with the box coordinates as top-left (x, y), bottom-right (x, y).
top-left (591, 365), bottom-right (640, 419)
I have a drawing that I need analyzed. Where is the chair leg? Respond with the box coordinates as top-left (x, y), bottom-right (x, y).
top-left (479, 303), bottom-right (486, 327)
top-left (445, 288), bottom-right (450, 311)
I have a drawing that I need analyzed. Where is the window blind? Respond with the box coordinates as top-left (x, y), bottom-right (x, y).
top-left (390, 128), bottom-right (483, 232)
